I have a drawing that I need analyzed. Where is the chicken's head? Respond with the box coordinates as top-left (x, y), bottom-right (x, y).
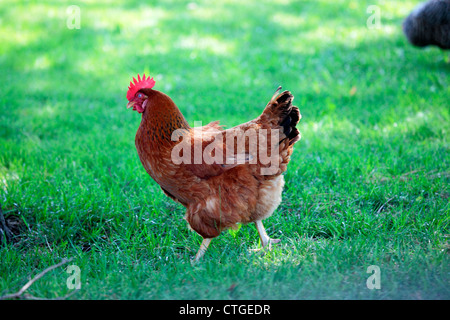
top-left (126, 73), bottom-right (155, 113)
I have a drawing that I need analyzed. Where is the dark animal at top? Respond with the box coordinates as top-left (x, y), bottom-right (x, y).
top-left (403, 0), bottom-right (450, 49)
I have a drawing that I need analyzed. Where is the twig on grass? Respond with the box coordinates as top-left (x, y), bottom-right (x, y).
top-left (376, 197), bottom-right (395, 214)
top-left (0, 258), bottom-right (74, 300)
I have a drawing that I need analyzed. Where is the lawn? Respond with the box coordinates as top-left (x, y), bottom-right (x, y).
top-left (0, 0), bottom-right (449, 300)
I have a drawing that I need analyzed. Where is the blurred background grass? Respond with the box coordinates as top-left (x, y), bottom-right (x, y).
top-left (0, 0), bottom-right (449, 299)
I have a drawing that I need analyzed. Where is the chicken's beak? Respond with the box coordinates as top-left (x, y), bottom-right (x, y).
top-left (127, 101), bottom-right (135, 110)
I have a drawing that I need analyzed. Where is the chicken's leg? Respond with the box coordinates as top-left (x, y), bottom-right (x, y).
top-left (193, 238), bottom-right (211, 262)
top-left (253, 220), bottom-right (280, 250)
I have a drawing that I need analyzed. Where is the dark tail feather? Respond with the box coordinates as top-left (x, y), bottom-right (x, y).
top-left (264, 90), bottom-right (301, 146)
top-left (286, 107), bottom-right (301, 145)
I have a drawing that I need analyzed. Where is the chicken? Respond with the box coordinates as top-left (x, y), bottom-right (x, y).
top-left (403, 0), bottom-right (450, 50)
top-left (126, 74), bottom-right (301, 261)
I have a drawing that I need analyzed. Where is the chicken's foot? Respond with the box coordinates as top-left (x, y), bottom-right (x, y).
top-left (252, 220), bottom-right (280, 251)
top-left (193, 238), bottom-right (211, 262)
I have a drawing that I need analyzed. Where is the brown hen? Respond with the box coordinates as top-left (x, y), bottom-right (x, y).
top-left (126, 75), bottom-right (301, 261)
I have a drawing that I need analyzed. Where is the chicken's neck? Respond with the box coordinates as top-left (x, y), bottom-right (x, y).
top-left (139, 92), bottom-right (191, 145)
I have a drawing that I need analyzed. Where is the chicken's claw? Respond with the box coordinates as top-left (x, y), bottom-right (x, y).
top-left (250, 237), bottom-right (281, 252)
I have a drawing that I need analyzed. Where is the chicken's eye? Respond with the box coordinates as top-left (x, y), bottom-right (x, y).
top-left (137, 93), bottom-right (143, 98)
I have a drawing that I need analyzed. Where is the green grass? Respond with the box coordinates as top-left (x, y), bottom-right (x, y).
top-left (0, 0), bottom-right (449, 300)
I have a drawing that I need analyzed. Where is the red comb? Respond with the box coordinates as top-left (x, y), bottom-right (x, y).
top-left (126, 73), bottom-right (156, 101)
